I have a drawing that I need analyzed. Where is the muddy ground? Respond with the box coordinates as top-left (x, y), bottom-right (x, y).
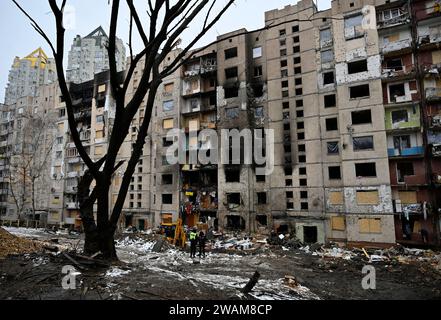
top-left (0, 227), bottom-right (440, 300)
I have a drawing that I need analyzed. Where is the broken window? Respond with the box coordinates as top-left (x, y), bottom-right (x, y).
top-left (286, 179), bottom-right (293, 186)
top-left (279, 29), bottom-right (286, 36)
top-left (224, 86), bottom-right (239, 98)
top-left (225, 167), bottom-right (240, 182)
top-left (285, 167), bottom-right (293, 175)
top-left (293, 36), bottom-right (300, 43)
top-left (348, 59), bottom-right (368, 74)
top-left (320, 28), bottom-right (332, 47)
top-left (254, 65), bottom-right (263, 77)
top-left (329, 166), bottom-right (342, 180)
top-left (391, 109), bottom-right (408, 124)
top-left (324, 94), bottom-right (336, 108)
top-left (287, 202), bottom-right (294, 209)
top-left (162, 174), bottom-right (173, 185)
top-left (389, 83), bottom-right (406, 102)
top-left (281, 60), bottom-right (288, 68)
top-left (225, 67), bottom-right (238, 79)
top-left (353, 136), bottom-right (374, 151)
top-left (252, 84), bottom-right (264, 97)
top-left (397, 162), bottom-right (414, 183)
top-left (298, 144), bottom-right (306, 152)
top-left (296, 99), bottom-right (304, 107)
top-left (321, 50), bottom-right (334, 63)
top-left (253, 47), bottom-right (262, 58)
top-left (163, 100), bottom-right (174, 111)
top-left (327, 141), bottom-right (339, 154)
top-left (298, 132), bottom-right (305, 140)
top-left (293, 45), bottom-right (300, 53)
top-left (295, 78), bottom-right (302, 85)
top-left (300, 178), bottom-right (308, 186)
top-left (256, 215), bottom-right (267, 226)
top-left (280, 49), bottom-right (287, 56)
top-left (299, 155), bottom-right (306, 163)
top-left (292, 25), bottom-right (299, 33)
top-left (254, 106), bottom-right (264, 119)
top-left (294, 56), bottom-right (301, 64)
top-left (355, 163), bottom-right (377, 177)
top-left (227, 193), bottom-right (241, 206)
top-left (257, 192), bottom-right (267, 204)
top-left (297, 122), bottom-right (305, 130)
top-left (393, 135), bottom-right (411, 153)
top-left (344, 14), bottom-right (364, 39)
top-left (162, 194), bottom-right (173, 204)
top-left (303, 226), bottom-right (317, 243)
top-left (281, 69), bottom-right (288, 78)
top-left (283, 102), bottom-right (290, 109)
top-left (225, 47), bottom-right (238, 60)
top-left (226, 215), bottom-right (245, 230)
top-left (286, 191), bottom-right (294, 198)
top-left (297, 110), bottom-right (304, 118)
top-left (350, 84), bottom-right (370, 99)
top-left (256, 174), bottom-right (265, 182)
top-left (351, 109), bottom-right (372, 125)
top-left (323, 71), bottom-right (335, 85)
top-left (326, 117), bottom-right (338, 131)
top-left (294, 67), bottom-right (302, 74)
top-left (296, 88), bottom-right (303, 95)
top-left (301, 202), bottom-right (309, 211)
top-left (300, 191), bottom-right (308, 199)
top-left (280, 39), bottom-right (286, 46)
top-left (386, 58), bottom-right (403, 71)
top-left (299, 167), bottom-right (307, 175)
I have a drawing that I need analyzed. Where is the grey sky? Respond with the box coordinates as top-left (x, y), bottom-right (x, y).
top-left (0, 0), bottom-right (332, 103)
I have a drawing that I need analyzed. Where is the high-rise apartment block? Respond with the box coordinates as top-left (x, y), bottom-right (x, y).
top-left (1, 1), bottom-right (440, 247)
top-left (4, 48), bottom-right (56, 105)
top-left (66, 26), bottom-right (126, 84)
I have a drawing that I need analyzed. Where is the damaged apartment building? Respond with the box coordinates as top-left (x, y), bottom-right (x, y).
top-left (1, 2), bottom-right (440, 247)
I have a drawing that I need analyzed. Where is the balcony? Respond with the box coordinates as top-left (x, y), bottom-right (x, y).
top-left (429, 115), bottom-right (441, 130)
top-left (377, 12), bottom-right (410, 30)
top-left (432, 144), bottom-right (441, 157)
top-left (419, 32), bottom-right (441, 47)
top-left (388, 146), bottom-right (424, 157)
top-left (426, 88), bottom-right (441, 101)
top-left (66, 202), bottom-right (79, 210)
top-left (67, 156), bottom-right (81, 164)
top-left (382, 65), bottom-right (415, 81)
top-left (80, 130), bottom-right (91, 141)
top-left (396, 202), bottom-right (423, 215)
top-left (67, 171), bottom-right (82, 178)
top-left (423, 63), bottom-right (441, 77)
top-left (381, 38), bottom-right (412, 55)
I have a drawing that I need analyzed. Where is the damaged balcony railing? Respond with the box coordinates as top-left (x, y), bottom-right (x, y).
top-left (382, 63), bottom-right (415, 79)
top-left (426, 87), bottom-right (441, 101)
top-left (382, 38), bottom-right (412, 54)
top-left (377, 12), bottom-right (410, 29)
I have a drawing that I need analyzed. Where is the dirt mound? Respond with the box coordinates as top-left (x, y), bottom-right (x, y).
top-left (0, 227), bottom-right (42, 258)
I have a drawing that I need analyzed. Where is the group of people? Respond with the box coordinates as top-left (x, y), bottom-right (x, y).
top-left (188, 228), bottom-right (207, 258)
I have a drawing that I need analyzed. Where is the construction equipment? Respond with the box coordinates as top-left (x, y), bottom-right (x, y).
top-left (160, 218), bottom-right (187, 248)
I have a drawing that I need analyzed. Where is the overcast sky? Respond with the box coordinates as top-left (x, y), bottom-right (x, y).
top-left (0, 0), bottom-right (332, 103)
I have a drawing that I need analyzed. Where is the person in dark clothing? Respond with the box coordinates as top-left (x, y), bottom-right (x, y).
top-left (198, 231), bottom-right (207, 258)
top-left (189, 228), bottom-right (198, 258)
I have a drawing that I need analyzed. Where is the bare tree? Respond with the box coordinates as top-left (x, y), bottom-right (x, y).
top-left (13, 0), bottom-right (235, 259)
top-left (8, 108), bottom-right (55, 221)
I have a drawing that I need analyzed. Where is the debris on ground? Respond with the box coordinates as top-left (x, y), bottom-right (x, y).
top-left (0, 227), bottom-right (43, 258)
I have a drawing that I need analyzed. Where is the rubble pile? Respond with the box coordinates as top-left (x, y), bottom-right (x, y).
top-left (0, 227), bottom-right (43, 258)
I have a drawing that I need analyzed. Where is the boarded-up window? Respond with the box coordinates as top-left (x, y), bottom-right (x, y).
top-left (331, 216), bottom-right (346, 231)
top-left (57, 123), bottom-right (64, 133)
top-left (94, 146), bottom-right (104, 155)
top-left (112, 194), bottom-right (118, 205)
top-left (164, 83), bottom-right (174, 93)
top-left (54, 166), bottom-right (61, 175)
top-left (398, 191), bottom-right (417, 204)
top-left (329, 191), bottom-right (344, 205)
top-left (98, 84), bottom-right (106, 93)
top-left (384, 34), bottom-right (399, 43)
top-left (189, 119), bottom-right (199, 132)
top-left (163, 118), bottom-right (174, 129)
top-left (95, 130), bottom-right (104, 139)
top-left (359, 218), bottom-right (382, 234)
top-left (113, 176), bottom-right (121, 187)
top-left (356, 190), bottom-right (379, 205)
top-left (433, 50), bottom-right (441, 64)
